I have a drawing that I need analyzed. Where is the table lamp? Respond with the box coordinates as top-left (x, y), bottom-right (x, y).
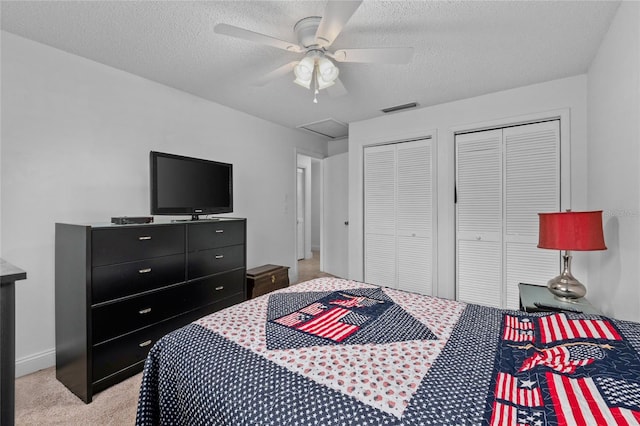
top-left (537, 210), bottom-right (606, 301)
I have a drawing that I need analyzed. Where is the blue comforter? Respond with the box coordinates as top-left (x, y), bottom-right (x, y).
top-left (136, 278), bottom-right (640, 425)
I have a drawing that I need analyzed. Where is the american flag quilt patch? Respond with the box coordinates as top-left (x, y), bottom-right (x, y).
top-left (485, 313), bottom-right (640, 426)
top-left (268, 289), bottom-right (432, 344)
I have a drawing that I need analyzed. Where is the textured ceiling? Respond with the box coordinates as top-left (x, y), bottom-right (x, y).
top-left (1, 1), bottom-right (620, 135)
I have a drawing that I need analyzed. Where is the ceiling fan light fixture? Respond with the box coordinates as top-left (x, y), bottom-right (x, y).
top-left (316, 68), bottom-right (336, 90)
top-left (293, 76), bottom-right (312, 89)
top-left (294, 55), bottom-right (315, 82)
top-left (317, 56), bottom-right (339, 83)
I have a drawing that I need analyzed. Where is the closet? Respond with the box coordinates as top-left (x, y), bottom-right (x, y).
top-left (364, 138), bottom-right (435, 295)
top-left (455, 120), bottom-right (560, 309)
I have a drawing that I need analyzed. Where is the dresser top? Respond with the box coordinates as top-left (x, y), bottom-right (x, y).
top-left (0, 258), bottom-right (27, 284)
top-left (58, 217), bottom-right (246, 228)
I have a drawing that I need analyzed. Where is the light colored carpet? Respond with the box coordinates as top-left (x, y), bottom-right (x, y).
top-left (296, 250), bottom-right (334, 283)
top-left (15, 367), bottom-right (141, 425)
top-left (15, 252), bottom-right (332, 425)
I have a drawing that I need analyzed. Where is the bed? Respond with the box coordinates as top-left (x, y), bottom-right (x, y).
top-left (136, 277), bottom-right (640, 425)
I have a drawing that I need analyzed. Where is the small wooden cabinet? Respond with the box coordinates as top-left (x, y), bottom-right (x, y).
top-left (55, 218), bottom-right (246, 402)
top-left (247, 264), bottom-right (289, 298)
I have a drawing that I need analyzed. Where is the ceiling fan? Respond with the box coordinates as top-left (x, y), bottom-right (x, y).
top-left (214, 0), bottom-right (414, 102)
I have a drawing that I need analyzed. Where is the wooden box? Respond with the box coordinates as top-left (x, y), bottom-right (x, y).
top-left (247, 264), bottom-right (290, 299)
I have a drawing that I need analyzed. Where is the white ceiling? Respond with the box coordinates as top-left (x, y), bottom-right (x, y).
top-left (1, 1), bottom-right (620, 136)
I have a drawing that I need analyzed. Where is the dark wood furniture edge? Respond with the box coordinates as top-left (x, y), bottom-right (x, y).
top-left (1, 258), bottom-right (28, 426)
top-left (55, 223), bottom-right (92, 402)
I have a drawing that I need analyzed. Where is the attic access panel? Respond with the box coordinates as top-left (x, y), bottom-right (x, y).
top-left (298, 118), bottom-right (348, 139)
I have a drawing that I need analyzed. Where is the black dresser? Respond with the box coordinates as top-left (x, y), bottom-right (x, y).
top-left (55, 218), bottom-right (246, 402)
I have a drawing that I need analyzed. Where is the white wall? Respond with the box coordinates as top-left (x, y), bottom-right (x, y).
top-left (328, 137), bottom-right (349, 156)
top-left (0, 32), bottom-right (327, 375)
top-left (349, 75), bottom-right (589, 303)
top-left (586, 1), bottom-right (640, 322)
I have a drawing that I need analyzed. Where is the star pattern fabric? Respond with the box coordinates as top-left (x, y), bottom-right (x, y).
top-left (135, 278), bottom-right (640, 426)
top-left (195, 279), bottom-right (460, 417)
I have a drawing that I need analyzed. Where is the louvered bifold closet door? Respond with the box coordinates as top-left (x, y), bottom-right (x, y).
top-left (456, 130), bottom-right (503, 307)
top-left (504, 121), bottom-right (560, 309)
top-left (396, 140), bottom-right (433, 295)
top-left (364, 145), bottom-right (397, 287)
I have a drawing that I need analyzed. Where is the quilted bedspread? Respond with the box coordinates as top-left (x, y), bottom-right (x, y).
top-left (136, 278), bottom-right (640, 425)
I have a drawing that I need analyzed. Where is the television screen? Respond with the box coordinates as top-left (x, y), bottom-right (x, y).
top-left (150, 151), bottom-right (233, 217)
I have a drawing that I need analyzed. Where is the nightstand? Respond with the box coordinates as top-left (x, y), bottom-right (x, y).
top-left (518, 282), bottom-right (601, 315)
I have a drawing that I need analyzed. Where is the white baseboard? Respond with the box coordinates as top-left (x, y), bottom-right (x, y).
top-left (15, 348), bottom-right (55, 377)
top-left (311, 245), bottom-right (320, 251)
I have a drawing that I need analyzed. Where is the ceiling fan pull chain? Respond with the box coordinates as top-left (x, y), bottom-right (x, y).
top-left (313, 65), bottom-right (319, 104)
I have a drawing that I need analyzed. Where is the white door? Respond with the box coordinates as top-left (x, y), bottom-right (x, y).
top-left (323, 152), bottom-right (349, 278)
top-left (364, 144), bottom-right (397, 287)
top-left (503, 121), bottom-right (561, 308)
top-left (296, 168), bottom-right (305, 260)
top-left (396, 140), bottom-right (434, 295)
top-left (455, 130), bottom-right (503, 308)
top-left (364, 139), bottom-right (435, 295)
top-left (455, 120), bottom-right (561, 309)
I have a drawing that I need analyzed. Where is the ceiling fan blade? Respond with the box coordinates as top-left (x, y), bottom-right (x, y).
top-left (315, 0), bottom-right (363, 48)
top-left (252, 61), bottom-right (298, 86)
top-left (332, 47), bottom-right (414, 64)
top-left (214, 23), bottom-right (302, 53)
top-left (327, 78), bottom-right (348, 98)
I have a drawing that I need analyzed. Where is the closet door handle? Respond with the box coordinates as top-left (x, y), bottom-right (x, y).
top-left (139, 340), bottom-right (152, 348)
top-left (139, 308), bottom-right (152, 314)
top-left (215, 286), bottom-right (224, 291)
top-left (215, 229), bottom-right (224, 233)
top-left (215, 255), bottom-right (224, 259)
top-left (138, 268), bottom-right (152, 274)
top-left (138, 236), bottom-right (152, 241)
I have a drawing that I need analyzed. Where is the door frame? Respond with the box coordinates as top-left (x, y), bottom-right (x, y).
top-left (296, 167), bottom-right (306, 260)
top-left (450, 108), bottom-right (572, 304)
top-left (293, 149), bottom-right (325, 283)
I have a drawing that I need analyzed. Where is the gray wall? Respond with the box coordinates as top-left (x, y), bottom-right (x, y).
top-left (1, 32), bottom-right (328, 375)
top-left (586, 1), bottom-right (640, 322)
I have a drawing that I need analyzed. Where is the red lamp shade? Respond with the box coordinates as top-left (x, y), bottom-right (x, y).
top-left (538, 210), bottom-right (607, 251)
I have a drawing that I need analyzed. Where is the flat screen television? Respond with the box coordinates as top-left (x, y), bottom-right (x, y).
top-left (150, 151), bottom-right (233, 219)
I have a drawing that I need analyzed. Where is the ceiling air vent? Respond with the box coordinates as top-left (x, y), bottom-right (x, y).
top-left (381, 102), bottom-right (419, 114)
top-left (297, 118), bottom-right (348, 139)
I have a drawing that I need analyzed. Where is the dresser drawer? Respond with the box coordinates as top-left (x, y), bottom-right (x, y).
top-left (92, 268), bottom-right (245, 343)
top-left (188, 245), bottom-right (245, 279)
top-left (92, 318), bottom-right (171, 383)
top-left (188, 220), bottom-right (244, 251)
top-left (188, 268), bottom-right (245, 302)
top-left (92, 293), bottom-right (245, 382)
top-left (92, 254), bottom-right (185, 304)
top-left (92, 225), bottom-right (185, 267)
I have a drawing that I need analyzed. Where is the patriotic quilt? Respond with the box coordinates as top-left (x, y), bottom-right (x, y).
top-left (136, 278), bottom-right (640, 425)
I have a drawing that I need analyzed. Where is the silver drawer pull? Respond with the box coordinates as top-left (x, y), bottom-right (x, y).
top-left (138, 268), bottom-right (152, 274)
top-left (139, 308), bottom-right (152, 314)
top-left (215, 229), bottom-right (224, 233)
top-left (138, 236), bottom-right (152, 241)
top-left (215, 286), bottom-right (224, 291)
top-left (139, 340), bottom-right (152, 347)
top-left (215, 255), bottom-right (224, 259)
